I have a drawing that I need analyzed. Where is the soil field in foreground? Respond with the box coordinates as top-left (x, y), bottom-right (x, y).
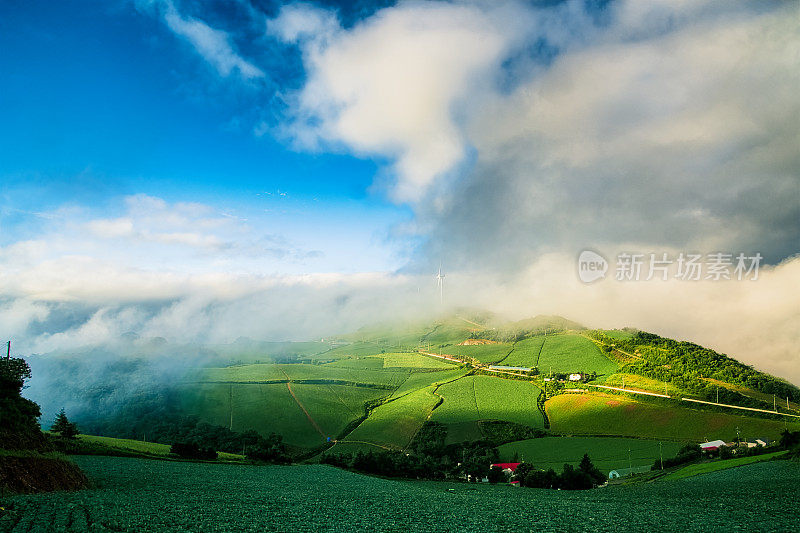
top-left (2, 456), bottom-right (799, 532)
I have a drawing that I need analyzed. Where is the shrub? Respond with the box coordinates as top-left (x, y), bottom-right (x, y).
top-left (169, 442), bottom-right (217, 460)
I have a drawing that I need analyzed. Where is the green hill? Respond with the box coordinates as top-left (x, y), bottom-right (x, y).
top-left (547, 392), bottom-right (799, 442)
top-left (39, 314), bottom-right (800, 471)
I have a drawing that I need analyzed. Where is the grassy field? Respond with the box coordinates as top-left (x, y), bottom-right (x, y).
top-left (499, 334), bottom-right (618, 375)
top-left (323, 357), bottom-right (386, 370)
top-left (429, 377), bottom-right (480, 425)
top-left (194, 362), bottom-right (409, 388)
top-left (322, 341), bottom-right (402, 359)
top-left (600, 329), bottom-right (635, 340)
top-left (428, 375), bottom-right (544, 443)
top-left (389, 368), bottom-right (468, 399)
top-left (704, 378), bottom-right (800, 412)
top-left (499, 337), bottom-right (543, 367)
top-left (497, 436), bottom-right (682, 474)
top-left (600, 373), bottom-right (680, 394)
top-left (438, 343), bottom-right (513, 363)
top-left (179, 382), bottom-right (322, 447)
top-left (343, 386), bottom-right (441, 450)
top-left (180, 380), bottom-right (393, 447)
top-left (77, 435), bottom-right (170, 455)
top-left (381, 353), bottom-right (457, 369)
top-left (3, 456), bottom-right (800, 531)
top-left (290, 383), bottom-right (387, 438)
top-left (430, 375), bottom-right (544, 428)
top-left (665, 450), bottom-right (788, 480)
top-left (473, 376), bottom-right (543, 428)
top-left (547, 392), bottom-right (800, 442)
top-left (538, 334), bottom-right (617, 375)
top-left (73, 435), bottom-right (244, 461)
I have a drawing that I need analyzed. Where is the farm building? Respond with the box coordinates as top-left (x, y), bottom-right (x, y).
top-left (700, 440), bottom-right (727, 452)
top-left (568, 373), bottom-right (583, 382)
top-left (491, 463), bottom-right (522, 475)
top-left (745, 438), bottom-right (769, 448)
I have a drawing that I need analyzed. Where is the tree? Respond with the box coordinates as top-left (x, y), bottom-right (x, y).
top-left (0, 356), bottom-right (45, 449)
top-left (578, 453), bottom-right (606, 486)
top-left (779, 430), bottom-right (800, 450)
top-left (487, 465), bottom-right (506, 484)
top-left (170, 441), bottom-right (217, 460)
top-left (51, 409), bottom-right (79, 439)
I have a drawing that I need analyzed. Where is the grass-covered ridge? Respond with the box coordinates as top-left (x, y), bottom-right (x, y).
top-left (547, 392), bottom-right (800, 442)
top-left (586, 330), bottom-right (800, 408)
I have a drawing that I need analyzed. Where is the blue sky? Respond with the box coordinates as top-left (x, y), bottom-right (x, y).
top-left (0, 0), bottom-right (410, 272)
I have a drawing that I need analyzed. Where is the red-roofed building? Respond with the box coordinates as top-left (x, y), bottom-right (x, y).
top-left (491, 463), bottom-right (521, 474)
top-left (700, 440), bottom-right (726, 452)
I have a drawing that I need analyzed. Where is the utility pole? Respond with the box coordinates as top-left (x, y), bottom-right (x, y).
top-left (716, 387), bottom-right (719, 403)
top-left (659, 442), bottom-right (663, 470)
top-left (774, 394), bottom-right (777, 413)
top-left (6, 340), bottom-right (10, 361)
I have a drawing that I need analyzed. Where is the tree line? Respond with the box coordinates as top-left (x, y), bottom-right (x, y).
top-left (588, 330), bottom-right (800, 405)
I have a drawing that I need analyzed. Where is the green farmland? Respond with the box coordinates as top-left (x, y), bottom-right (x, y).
top-left (497, 436), bottom-right (683, 474)
top-left (430, 375), bottom-right (544, 429)
top-left (195, 362), bottom-right (409, 388)
top-left (547, 392), bottom-right (800, 442)
top-left (342, 386), bottom-right (440, 449)
top-left (438, 343), bottom-right (513, 363)
top-left (429, 375), bottom-right (544, 443)
top-left (497, 334), bottom-right (618, 376)
top-left (3, 456), bottom-right (800, 531)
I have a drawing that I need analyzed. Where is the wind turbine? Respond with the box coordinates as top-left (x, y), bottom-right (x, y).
top-left (436, 264), bottom-right (445, 306)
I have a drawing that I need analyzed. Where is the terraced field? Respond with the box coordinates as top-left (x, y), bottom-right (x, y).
top-left (472, 376), bottom-right (543, 427)
top-left (438, 343), bottom-right (513, 363)
top-left (342, 386), bottom-right (441, 449)
top-left (179, 382), bottom-right (323, 447)
top-left (3, 456), bottom-right (799, 531)
top-left (497, 436), bottom-right (682, 474)
top-left (427, 375), bottom-right (544, 443)
top-left (389, 368), bottom-right (468, 400)
top-left (381, 353), bottom-right (456, 369)
top-left (322, 341), bottom-right (403, 359)
top-left (196, 362), bottom-right (410, 388)
top-left (498, 336), bottom-right (544, 367)
top-left (498, 334), bottom-right (617, 376)
top-left (547, 392), bottom-right (800, 441)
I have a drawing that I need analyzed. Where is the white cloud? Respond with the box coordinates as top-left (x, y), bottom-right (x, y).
top-left (270, 1), bottom-right (528, 201)
top-left (163, 1), bottom-right (264, 79)
top-left (86, 218), bottom-right (135, 239)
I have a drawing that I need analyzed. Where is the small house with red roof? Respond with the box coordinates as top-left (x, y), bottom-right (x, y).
top-left (491, 463), bottom-right (521, 475)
